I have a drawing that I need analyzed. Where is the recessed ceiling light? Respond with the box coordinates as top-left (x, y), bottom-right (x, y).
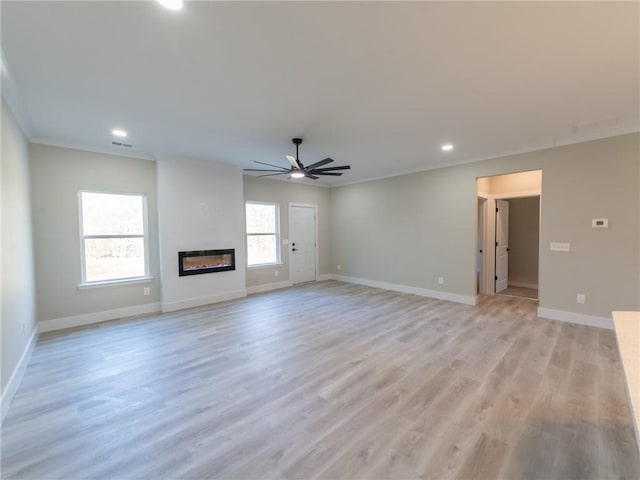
top-left (291, 171), bottom-right (305, 179)
top-left (441, 144), bottom-right (454, 152)
top-left (157, 0), bottom-right (183, 10)
top-left (112, 129), bottom-right (128, 138)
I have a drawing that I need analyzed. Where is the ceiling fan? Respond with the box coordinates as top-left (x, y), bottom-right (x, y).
top-left (244, 138), bottom-right (351, 180)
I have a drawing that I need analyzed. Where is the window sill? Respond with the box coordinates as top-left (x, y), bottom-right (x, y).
top-left (77, 276), bottom-right (154, 290)
top-left (247, 263), bottom-right (283, 270)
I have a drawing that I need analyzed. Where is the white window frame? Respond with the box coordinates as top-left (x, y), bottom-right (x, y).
top-left (245, 201), bottom-right (281, 268)
top-left (78, 189), bottom-right (151, 287)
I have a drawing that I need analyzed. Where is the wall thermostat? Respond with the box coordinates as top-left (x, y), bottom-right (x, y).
top-left (592, 218), bottom-right (608, 228)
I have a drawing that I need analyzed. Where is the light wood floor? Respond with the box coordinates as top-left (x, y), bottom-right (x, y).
top-left (500, 286), bottom-right (538, 300)
top-left (2, 281), bottom-right (639, 479)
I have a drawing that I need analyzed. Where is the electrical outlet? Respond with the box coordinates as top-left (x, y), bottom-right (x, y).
top-left (144, 287), bottom-right (150, 296)
top-left (592, 218), bottom-right (608, 228)
top-left (550, 242), bottom-right (570, 252)
top-left (337, 264), bottom-right (341, 271)
top-left (577, 294), bottom-right (586, 304)
top-left (438, 276), bottom-right (444, 285)
top-left (274, 270), bottom-right (279, 277)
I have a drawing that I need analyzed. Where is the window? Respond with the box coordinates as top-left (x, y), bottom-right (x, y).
top-left (79, 191), bottom-right (149, 284)
top-left (246, 202), bottom-right (280, 267)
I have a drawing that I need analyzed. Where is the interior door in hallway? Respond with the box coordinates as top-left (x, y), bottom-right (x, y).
top-left (495, 199), bottom-right (509, 292)
top-left (289, 204), bottom-right (317, 284)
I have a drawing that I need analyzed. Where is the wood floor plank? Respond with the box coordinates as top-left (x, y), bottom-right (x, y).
top-left (455, 432), bottom-right (510, 480)
top-left (1, 280), bottom-right (638, 479)
top-left (501, 423), bottom-right (560, 480)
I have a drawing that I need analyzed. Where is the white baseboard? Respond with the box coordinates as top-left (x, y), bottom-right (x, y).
top-left (247, 275), bottom-right (333, 295)
top-left (537, 307), bottom-right (613, 330)
top-left (1, 325), bottom-right (39, 424)
top-left (247, 281), bottom-right (292, 295)
top-left (508, 281), bottom-right (538, 289)
top-left (331, 274), bottom-right (477, 306)
top-left (162, 289), bottom-right (246, 313)
top-left (39, 302), bottom-right (162, 333)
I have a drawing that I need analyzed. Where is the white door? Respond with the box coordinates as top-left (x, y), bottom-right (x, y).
top-left (290, 205), bottom-right (317, 284)
top-left (495, 199), bottom-right (509, 292)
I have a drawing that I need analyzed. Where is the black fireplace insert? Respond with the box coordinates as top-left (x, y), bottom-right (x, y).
top-left (178, 249), bottom-right (235, 276)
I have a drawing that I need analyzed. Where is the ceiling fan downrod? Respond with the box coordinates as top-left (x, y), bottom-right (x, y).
top-left (292, 138), bottom-right (303, 164)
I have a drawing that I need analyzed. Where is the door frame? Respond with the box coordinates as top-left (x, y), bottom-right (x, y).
top-left (477, 194), bottom-right (490, 295)
top-left (482, 190), bottom-right (541, 295)
top-left (288, 202), bottom-right (319, 284)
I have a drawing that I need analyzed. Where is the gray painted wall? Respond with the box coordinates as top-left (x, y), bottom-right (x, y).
top-left (331, 133), bottom-right (640, 318)
top-left (332, 168), bottom-right (471, 290)
top-left (508, 196), bottom-right (540, 286)
top-left (29, 144), bottom-right (160, 321)
top-left (243, 175), bottom-right (331, 289)
top-left (1, 100), bottom-right (37, 394)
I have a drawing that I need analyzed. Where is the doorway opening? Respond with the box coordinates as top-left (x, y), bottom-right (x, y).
top-left (476, 170), bottom-right (542, 300)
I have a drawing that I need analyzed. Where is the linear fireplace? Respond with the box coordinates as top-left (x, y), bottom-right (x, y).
top-left (178, 249), bottom-right (235, 276)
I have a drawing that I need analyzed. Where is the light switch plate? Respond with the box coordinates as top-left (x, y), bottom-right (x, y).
top-left (550, 242), bottom-right (570, 252)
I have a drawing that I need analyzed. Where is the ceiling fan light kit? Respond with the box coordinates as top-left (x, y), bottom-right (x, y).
top-left (243, 138), bottom-right (351, 181)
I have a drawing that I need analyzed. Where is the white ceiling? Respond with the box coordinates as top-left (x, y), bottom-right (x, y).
top-left (2, 1), bottom-right (638, 186)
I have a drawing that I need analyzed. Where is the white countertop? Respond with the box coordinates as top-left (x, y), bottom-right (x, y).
top-left (612, 311), bottom-right (640, 449)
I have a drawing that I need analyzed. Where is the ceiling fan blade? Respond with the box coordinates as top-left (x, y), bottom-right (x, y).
top-left (311, 165), bottom-right (351, 172)
top-left (286, 155), bottom-right (299, 168)
top-left (306, 174), bottom-right (319, 180)
top-left (304, 157), bottom-right (334, 170)
top-left (243, 168), bottom-right (289, 172)
top-left (258, 172), bottom-right (289, 177)
top-left (254, 160), bottom-right (290, 170)
top-left (309, 171), bottom-right (343, 176)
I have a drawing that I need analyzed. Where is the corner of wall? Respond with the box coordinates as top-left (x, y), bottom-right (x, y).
top-left (331, 274), bottom-right (477, 306)
top-left (0, 325), bottom-right (39, 424)
top-left (537, 307), bottom-right (613, 330)
top-left (1, 98), bottom-right (38, 413)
